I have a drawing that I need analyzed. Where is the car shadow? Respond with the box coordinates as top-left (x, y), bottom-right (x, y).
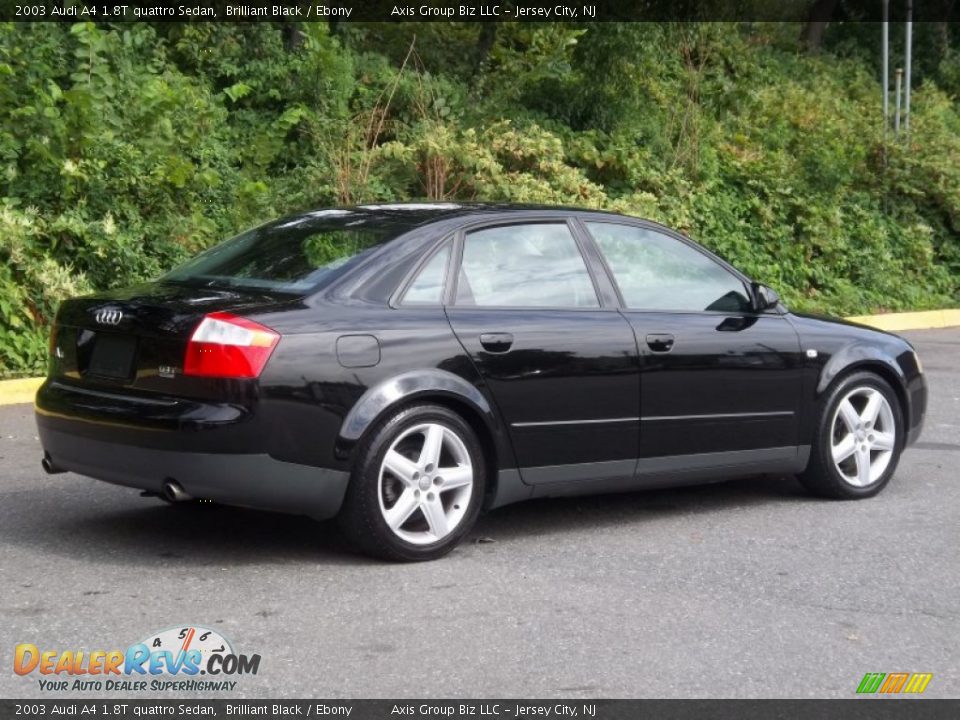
top-left (1, 484), bottom-right (368, 567)
top-left (471, 473), bottom-right (810, 542)
top-left (1, 472), bottom-right (809, 566)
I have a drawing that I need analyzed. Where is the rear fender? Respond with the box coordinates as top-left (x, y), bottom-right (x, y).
top-left (336, 369), bottom-right (514, 468)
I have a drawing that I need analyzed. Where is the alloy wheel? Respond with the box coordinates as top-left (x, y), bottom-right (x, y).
top-left (830, 386), bottom-right (897, 487)
top-left (377, 422), bottom-right (474, 545)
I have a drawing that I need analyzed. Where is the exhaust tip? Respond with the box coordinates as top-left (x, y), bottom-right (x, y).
top-left (41, 453), bottom-right (65, 475)
top-left (161, 480), bottom-right (192, 503)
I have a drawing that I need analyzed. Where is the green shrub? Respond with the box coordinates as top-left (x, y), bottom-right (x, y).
top-left (1, 21), bottom-right (959, 377)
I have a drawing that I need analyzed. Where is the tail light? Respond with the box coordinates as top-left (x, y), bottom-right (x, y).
top-left (183, 312), bottom-right (280, 379)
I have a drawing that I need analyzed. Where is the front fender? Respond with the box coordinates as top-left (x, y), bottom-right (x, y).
top-left (813, 339), bottom-right (925, 445)
top-left (816, 341), bottom-right (908, 396)
top-left (788, 312), bottom-right (926, 448)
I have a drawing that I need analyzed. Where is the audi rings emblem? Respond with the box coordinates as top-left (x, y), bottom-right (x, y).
top-left (95, 308), bottom-right (124, 325)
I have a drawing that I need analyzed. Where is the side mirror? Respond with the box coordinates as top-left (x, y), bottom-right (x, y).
top-left (751, 283), bottom-right (781, 312)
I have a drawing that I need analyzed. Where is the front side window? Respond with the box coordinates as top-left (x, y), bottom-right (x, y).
top-left (586, 222), bottom-right (752, 313)
top-left (455, 224), bottom-right (599, 308)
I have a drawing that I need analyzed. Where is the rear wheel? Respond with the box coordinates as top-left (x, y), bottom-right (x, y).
top-left (799, 371), bottom-right (902, 499)
top-left (338, 404), bottom-right (485, 561)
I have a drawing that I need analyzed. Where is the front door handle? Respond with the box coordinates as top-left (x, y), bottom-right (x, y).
top-left (646, 333), bottom-right (675, 353)
top-left (480, 332), bottom-right (514, 353)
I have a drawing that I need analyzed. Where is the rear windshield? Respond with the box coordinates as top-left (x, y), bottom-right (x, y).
top-left (161, 212), bottom-right (403, 294)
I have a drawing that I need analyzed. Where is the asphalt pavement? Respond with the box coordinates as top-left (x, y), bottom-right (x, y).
top-left (1, 328), bottom-right (958, 699)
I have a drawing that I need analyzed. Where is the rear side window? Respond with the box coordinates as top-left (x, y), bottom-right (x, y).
top-left (586, 222), bottom-right (752, 313)
top-left (455, 224), bottom-right (599, 308)
top-left (162, 216), bottom-right (398, 295)
top-left (401, 243), bottom-right (451, 305)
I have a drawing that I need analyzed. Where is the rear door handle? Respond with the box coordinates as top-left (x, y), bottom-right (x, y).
top-left (479, 332), bottom-right (514, 353)
top-left (645, 333), bottom-right (675, 353)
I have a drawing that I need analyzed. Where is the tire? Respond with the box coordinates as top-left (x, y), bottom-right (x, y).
top-left (337, 403), bottom-right (486, 562)
top-left (798, 371), bottom-right (903, 499)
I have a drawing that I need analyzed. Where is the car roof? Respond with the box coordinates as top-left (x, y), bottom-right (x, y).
top-left (266, 202), bottom-right (634, 235)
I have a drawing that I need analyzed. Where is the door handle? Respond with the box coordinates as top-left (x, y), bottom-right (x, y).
top-left (645, 333), bottom-right (675, 353)
top-left (479, 332), bottom-right (514, 353)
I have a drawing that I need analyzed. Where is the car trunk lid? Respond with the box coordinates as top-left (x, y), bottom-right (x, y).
top-left (50, 282), bottom-right (296, 399)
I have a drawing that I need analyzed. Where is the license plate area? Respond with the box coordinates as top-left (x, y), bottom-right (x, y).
top-left (87, 333), bottom-right (137, 380)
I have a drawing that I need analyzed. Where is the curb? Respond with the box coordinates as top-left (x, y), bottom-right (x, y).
top-left (0, 309), bottom-right (957, 407)
top-left (0, 377), bottom-right (44, 406)
top-left (845, 308), bottom-right (960, 332)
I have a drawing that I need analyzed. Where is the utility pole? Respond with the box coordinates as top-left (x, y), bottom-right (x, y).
top-left (904, 0), bottom-right (913, 135)
top-left (882, 0), bottom-right (889, 148)
top-left (895, 68), bottom-right (903, 137)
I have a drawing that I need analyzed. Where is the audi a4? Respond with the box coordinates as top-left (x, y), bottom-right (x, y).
top-left (35, 204), bottom-right (927, 561)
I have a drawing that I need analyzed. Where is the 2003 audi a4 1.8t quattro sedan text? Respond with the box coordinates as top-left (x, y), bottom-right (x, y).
top-left (36, 204), bottom-right (927, 561)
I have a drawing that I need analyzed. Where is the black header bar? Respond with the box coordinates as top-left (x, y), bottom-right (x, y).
top-left (5, 0), bottom-right (960, 23)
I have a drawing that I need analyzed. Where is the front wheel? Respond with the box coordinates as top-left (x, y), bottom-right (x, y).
top-left (338, 404), bottom-right (486, 561)
top-left (799, 371), bottom-right (903, 499)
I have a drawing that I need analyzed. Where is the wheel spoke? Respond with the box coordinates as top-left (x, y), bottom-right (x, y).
top-left (437, 465), bottom-right (472, 491)
top-left (421, 497), bottom-right (450, 538)
top-left (860, 391), bottom-right (883, 426)
top-left (419, 424), bottom-right (445, 469)
top-left (383, 489), bottom-right (419, 530)
top-left (837, 399), bottom-right (860, 433)
top-left (832, 434), bottom-right (856, 464)
top-left (855, 446), bottom-right (873, 486)
top-left (872, 431), bottom-right (895, 451)
top-left (384, 450), bottom-right (419, 486)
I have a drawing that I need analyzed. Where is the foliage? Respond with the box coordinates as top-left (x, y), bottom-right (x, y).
top-left (1, 20), bottom-right (959, 376)
top-left (0, 204), bottom-right (91, 375)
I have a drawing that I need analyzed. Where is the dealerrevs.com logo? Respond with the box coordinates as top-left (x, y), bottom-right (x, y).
top-left (14, 626), bottom-right (261, 693)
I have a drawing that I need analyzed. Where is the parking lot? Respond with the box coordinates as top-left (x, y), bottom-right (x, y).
top-left (1, 328), bottom-right (958, 699)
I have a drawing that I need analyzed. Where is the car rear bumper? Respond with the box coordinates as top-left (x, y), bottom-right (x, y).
top-left (35, 380), bottom-right (349, 520)
top-left (38, 425), bottom-right (349, 519)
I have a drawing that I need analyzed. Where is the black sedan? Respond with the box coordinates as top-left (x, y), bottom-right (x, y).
top-left (35, 204), bottom-right (927, 561)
